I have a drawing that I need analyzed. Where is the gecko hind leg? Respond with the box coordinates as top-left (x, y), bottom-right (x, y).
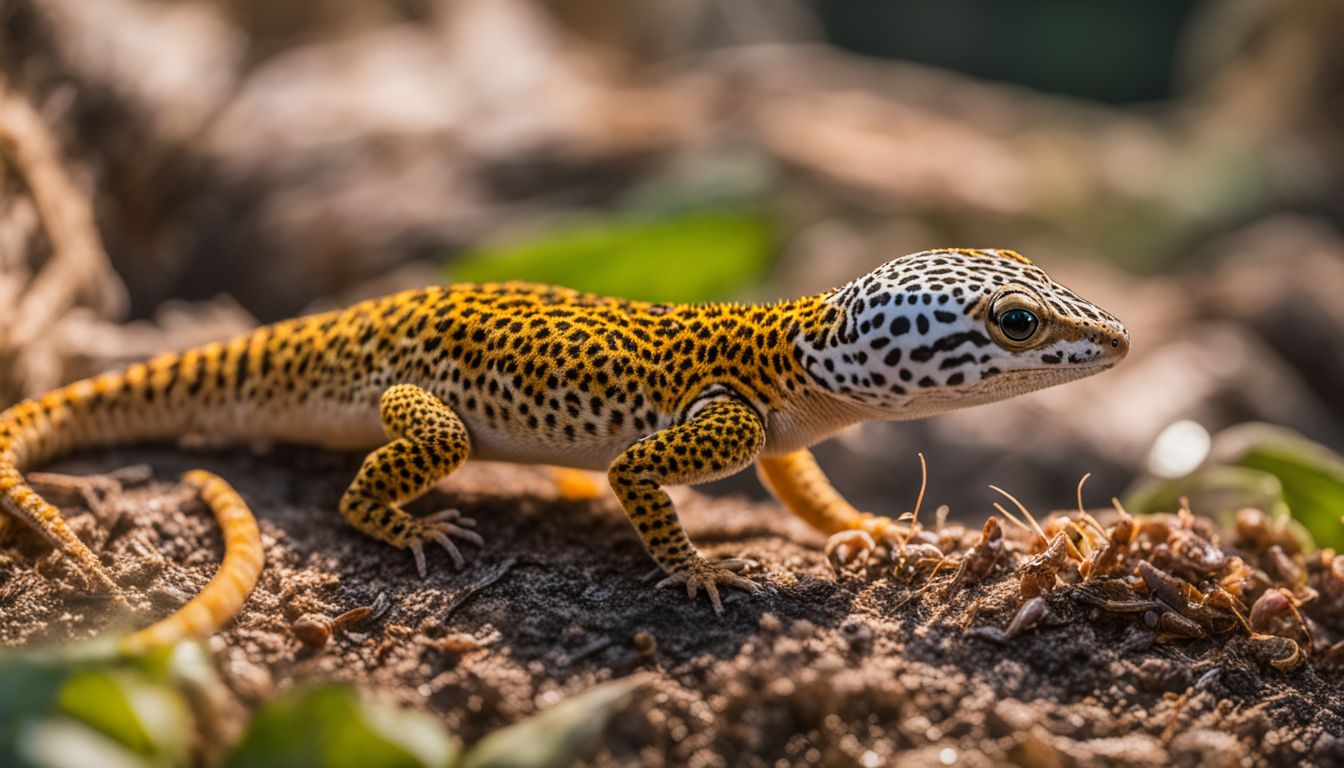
top-left (550, 467), bottom-right (604, 501)
top-left (339, 384), bottom-right (482, 577)
top-left (758, 448), bottom-right (899, 569)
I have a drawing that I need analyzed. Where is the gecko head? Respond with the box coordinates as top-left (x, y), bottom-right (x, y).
top-left (796, 248), bottom-right (1129, 414)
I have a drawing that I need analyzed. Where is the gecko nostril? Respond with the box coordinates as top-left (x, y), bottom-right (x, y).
top-left (1110, 339), bottom-right (1119, 349)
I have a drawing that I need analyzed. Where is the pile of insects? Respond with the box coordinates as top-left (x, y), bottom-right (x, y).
top-left (827, 457), bottom-right (1344, 672)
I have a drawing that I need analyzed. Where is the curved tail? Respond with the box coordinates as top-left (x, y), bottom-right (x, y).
top-left (0, 351), bottom-right (265, 651)
top-left (117, 470), bottom-right (262, 654)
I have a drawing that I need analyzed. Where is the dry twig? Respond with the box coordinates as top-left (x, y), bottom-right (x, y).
top-left (0, 78), bottom-right (127, 398)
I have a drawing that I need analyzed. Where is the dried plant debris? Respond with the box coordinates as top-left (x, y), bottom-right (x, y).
top-left (1, 447), bottom-right (1342, 766)
top-left (853, 465), bottom-right (1344, 675)
top-left (0, 80), bottom-right (127, 403)
top-left (290, 592), bottom-right (392, 649)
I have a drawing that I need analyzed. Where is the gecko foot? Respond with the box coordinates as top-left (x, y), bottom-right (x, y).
top-left (824, 529), bottom-right (877, 573)
top-left (406, 509), bottom-right (484, 578)
top-left (655, 557), bottom-right (760, 616)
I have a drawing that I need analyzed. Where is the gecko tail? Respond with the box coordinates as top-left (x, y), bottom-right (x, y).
top-left (0, 354), bottom-right (266, 650)
top-left (0, 387), bottom-right (123, 592)
top-left (118, 470), bottom-right (263, 654)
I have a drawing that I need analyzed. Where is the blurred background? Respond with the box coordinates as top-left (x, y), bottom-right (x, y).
top-left (3, 0), bottom-right (1343, 519)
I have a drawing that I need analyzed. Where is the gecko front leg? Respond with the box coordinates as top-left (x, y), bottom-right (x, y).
top-left (339, 384), bottom-right (483, 576)
top-left (607, 399), bottom-right (766, 614)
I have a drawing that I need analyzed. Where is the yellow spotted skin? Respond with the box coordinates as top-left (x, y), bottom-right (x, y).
top-left (341, 384), bottom-right (480, 576)
top-left (1, 249), bottom-right (1130, 635)
top-left (608, 400), bottom-right (767, 612)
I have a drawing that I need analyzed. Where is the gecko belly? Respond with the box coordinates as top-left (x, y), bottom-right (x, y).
top-left (463, 419), bottom-right (636, 472)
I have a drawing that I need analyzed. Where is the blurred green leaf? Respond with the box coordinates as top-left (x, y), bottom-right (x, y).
top-left (1124, 465), bottom-right (1293, 529)
top-left (17, 719), bottom-right (154, 768)
top-left (1124, 421), bottom-right (1344, 552)
top-left (56, 671), bottom-right (187, 759)
top-left (460, 676), bottom-right (643, 768)
top-left (0, 647), bottom-right (193, 768)
top-left (1212, 424), bottom-right (1344, 551)
top-left (134, 641), bottom-right (222, 703)
top-left (225, 684), bottom-right (456, 768)
top-left (449, 211), bottom-right (774, 304)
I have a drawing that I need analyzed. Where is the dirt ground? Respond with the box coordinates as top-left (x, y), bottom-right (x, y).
top-left (1, 446), bottom-right (1342, 767)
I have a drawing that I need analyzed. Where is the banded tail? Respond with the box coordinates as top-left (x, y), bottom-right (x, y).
top-left (0, 346), bottom-right (266, 650)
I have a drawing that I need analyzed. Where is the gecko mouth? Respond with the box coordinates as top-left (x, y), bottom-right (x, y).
top-left (1033, 342), bottom-right (1128, 372)
top-left (1057, 356), bottom-right (1121, 370)
top-left (1044, 357), bottom-right (1121, 373)
top-left (980, 363), bottom-right (1115, 390)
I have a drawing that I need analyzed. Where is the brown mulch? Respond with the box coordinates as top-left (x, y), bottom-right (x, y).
top-left (1, 446), bottom-right (1342, 767)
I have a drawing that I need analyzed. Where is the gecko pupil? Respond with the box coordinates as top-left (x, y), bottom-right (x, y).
top-left (998, 309), bottom-right (1039, 342)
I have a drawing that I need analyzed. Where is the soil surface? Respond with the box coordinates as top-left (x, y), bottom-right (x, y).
top-left (2, 447), bottom-right (1342, 767)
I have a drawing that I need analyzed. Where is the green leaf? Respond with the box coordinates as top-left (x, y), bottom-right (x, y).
top-left (1212, 423), bottom-right (1344, 551)
top-left (449, 211), bottom-right (774, 304)
top-left (1123, 465), bottom-right (1316, 552)
top-left (224, 685), bottom-right (456, 768)
top-left (1124, 465), bottom-right (1291, 524)
top-left (16, 719), bottom-right (154, 768)
top-left (0, 656), bottom-right (74, 767)
top-left (55, 671), bottom-right (183, 758)
top-left (460, 676), bottom-right (644, 768)
top-left (0, 647), bottom-right (193, 768)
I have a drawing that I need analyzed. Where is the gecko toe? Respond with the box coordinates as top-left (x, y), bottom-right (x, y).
top-left (654, 558), bottom-right (760, 614)
top-left (409, 542), bottom-right (428, 579)
top-left (824, 529), bottom-right (877, 573)
top-left (445, 526), bottom-right (485, 548)
top-left (428, 530), bottom-right (466, 569)
top-left (423, 508), bottom-right (472, 526)
top-left (424, 509), bottom-right (484, 547)
top-left (402, 510), bottom-right (484, 574)
top-left (703, 581), bottom-right (724, 615)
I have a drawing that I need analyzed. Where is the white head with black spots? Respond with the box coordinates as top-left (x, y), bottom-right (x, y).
top-left (796, 248), bottom-right (1129, 416)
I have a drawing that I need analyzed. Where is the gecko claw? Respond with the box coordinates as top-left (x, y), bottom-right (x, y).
top-left (410, 542), bottom-right (428, 579)
top-left (655, 558), bottom-right (761, 615)
top-left (405, 508), bottom-right (484, 577)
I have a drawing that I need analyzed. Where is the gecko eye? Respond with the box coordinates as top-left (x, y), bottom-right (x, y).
top-left (997, 309), bottom-right (1039, 342)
